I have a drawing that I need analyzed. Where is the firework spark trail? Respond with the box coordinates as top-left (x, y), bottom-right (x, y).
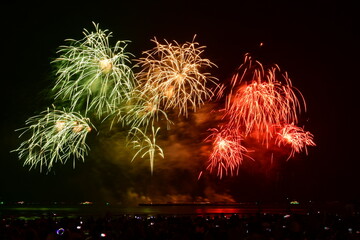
top-left (52, 22), bottom-right (135, 119)
top-left (136, 37), bottom-right (219, 117)
top-left (128, 126), bottom-right (164, 174)
top-left (205, 126), bottom-right (251, 178)
top-left (224, 54), bottom-right (305, 144)
top-left (13, 109), bottom-right (94, 172)
top-left (275, 124), bottom-right (316, 160)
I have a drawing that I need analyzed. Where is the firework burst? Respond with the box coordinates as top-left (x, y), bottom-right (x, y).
top-left (136, 36), bottom-right (218, 117)
top-left (128, 126), bottom-right (164, 174)
top-left (275, 124), bottom-right (316, 160)
top-left (13, 108), bottom-right (94, 172)
top-left (205, 126), bottom-right (251, 178)
top-left (204, 54), bottom-right (314, 177)
top-left (116, 88), bottom-right (172, 131)
top-left (52, 22), bottom-right (135, 118)
top-left (224, 54), bottom-right (305, 144)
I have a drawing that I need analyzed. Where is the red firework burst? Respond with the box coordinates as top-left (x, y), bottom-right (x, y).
top-left (275, 124), bottom-right (316, 160)
top-left (205, 126), bottom-right (251, 178)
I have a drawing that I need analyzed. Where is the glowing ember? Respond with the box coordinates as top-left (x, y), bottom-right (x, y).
top-left (99, 58), bottom-right (113, 73)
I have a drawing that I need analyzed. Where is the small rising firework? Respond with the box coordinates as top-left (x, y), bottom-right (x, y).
top-left (136, 36), bottom-right (218, 117)
top-left (52, 22), bottom-right (135, 118)
top-left (128, 126), bottom-right (164, 174)
top-left (13, 108), bottom-right (94, 172)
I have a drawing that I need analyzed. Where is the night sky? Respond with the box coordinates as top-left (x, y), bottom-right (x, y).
top-left (1, 0), bottom-right (358, 205)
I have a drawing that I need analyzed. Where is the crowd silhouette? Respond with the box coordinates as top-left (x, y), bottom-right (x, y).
top-left (1, 209), bottom-right (360, 240)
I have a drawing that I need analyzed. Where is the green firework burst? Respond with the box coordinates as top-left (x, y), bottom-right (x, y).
top-left (13, 108), bottom-right (94, 172)
top-left (52, 22), bottom-right (135, 118)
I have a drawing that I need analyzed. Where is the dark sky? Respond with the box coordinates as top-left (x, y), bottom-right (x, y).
top-left (1, 0), bottom-right (358, 204)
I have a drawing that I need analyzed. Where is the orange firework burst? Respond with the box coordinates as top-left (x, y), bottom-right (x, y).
top-left (275, 124), bottom-right (316, 160)
top-left (224, 54), bottom-right (305, 144)
top-left (136, 36), bottom-right (218, 117)
top-left (205, 127), bottom-right (251, 178)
